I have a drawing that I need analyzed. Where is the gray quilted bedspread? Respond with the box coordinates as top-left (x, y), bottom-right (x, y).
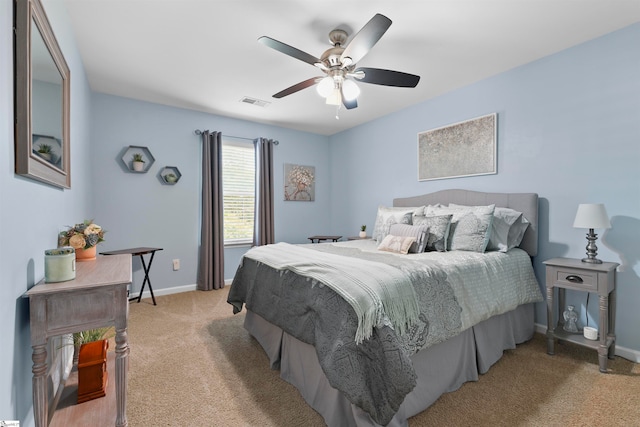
top-left (227, 244), bottom-right (462, 426)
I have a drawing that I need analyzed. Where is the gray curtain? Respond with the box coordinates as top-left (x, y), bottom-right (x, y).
top-left (253, 138), bottom-right (276, 246)
top-left (197, 131), bottom-right (225, 290)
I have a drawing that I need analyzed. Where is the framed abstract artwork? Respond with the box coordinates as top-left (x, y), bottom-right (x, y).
top-left (284, 163), bottom-right (315, 201)
top-left (418, 113), bottom-right (497, 181)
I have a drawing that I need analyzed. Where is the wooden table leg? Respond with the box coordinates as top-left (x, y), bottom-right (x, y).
top-left (546, 286), bottom-right (555, 355)
top-left (608, 288), bottom-right (617, 359)
top-left (32, 343), bottom-right (48, 427)
top-left (598, 294), bottom-right (609, 373)
top-left (115, 286), bottom-right (130, 427)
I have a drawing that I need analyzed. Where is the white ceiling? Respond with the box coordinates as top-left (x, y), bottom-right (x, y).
top-left (62, 0), bottom-right (640, 136)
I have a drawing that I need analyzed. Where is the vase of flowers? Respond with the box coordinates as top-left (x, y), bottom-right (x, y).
top-left (58, 220), bottom-right (106, 262)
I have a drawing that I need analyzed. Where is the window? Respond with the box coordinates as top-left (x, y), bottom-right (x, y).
top-left (222, 140), bottom-right (255, 245)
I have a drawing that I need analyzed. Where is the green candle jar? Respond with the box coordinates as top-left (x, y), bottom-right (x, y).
top-left (45, 247), bottom-right (76, 283)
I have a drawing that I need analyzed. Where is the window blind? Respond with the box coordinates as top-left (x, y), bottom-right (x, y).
top-left (222, 141), bottom-right (255, 244)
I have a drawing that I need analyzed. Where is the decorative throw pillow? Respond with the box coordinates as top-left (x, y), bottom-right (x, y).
top-left (377, 235), bottom-right (417, 255)
top-left (371, 206), bottom-right (418, 243)
top-left (426, 204), bottom-right (495, 252)
top-left (388, 223), bottom-right (429, 253)
top-left (449, 204), bottom-right (530, 252)
top-left (412, 214), bottom-right (453, 252)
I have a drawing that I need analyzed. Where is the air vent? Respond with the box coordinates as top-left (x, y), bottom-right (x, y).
top-left (240, 97), bottom-right (270, 107)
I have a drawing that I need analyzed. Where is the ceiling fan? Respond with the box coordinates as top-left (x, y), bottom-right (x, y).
top-left (258, 13), bottom-right (420, 111)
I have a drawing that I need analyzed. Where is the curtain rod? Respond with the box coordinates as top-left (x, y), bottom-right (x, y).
top-left (194, 129), bottom-right (279, 145)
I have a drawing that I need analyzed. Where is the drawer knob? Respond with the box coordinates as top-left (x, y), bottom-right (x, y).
top-left (565, 275), bottom-right (583, 283)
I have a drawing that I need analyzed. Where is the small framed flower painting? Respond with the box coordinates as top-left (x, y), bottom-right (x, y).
top-left (418, 113), bottom-right (497, 181)
top-left (284, 163), bottom-right (315, 201)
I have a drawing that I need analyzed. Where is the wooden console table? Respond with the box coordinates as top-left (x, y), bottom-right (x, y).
top-left (26, 254), bottom-right (132, 427)
top-left (544, 257), bottom-right (618, 372)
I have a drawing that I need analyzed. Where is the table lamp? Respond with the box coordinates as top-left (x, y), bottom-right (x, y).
top-left (573, 203), bottom-right (611, 264)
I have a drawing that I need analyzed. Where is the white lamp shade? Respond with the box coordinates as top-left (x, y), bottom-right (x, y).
top-left (316, 77), bottom-right (334, 97)
top-left (573, 203), bottom-right (611, 229)
top-left (342, 79), bottom-right (360, 101)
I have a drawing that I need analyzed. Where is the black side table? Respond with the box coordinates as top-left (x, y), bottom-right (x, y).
top-left (308, 235), bottom-right (342, 243)
top-left (100, 247), bottom-right (163, 305)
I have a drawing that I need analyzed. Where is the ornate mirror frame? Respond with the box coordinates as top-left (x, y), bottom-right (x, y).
top-left (15, 0), bottom-right (71, 188)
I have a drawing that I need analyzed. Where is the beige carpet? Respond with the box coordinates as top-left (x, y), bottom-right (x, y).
top-left (127, 287), bottom-right (639, 427)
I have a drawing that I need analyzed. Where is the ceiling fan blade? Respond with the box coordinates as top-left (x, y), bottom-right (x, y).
top-left (340, 14), bottom-right (392, 65)
top-left (258, 36), bottom-right (321, 67)
top-left (273, 77), bottom-right (322, 98)
top-left (342, 97), bottom-right (358, 110)
top-left (353, 67), bottom-right (420, 88)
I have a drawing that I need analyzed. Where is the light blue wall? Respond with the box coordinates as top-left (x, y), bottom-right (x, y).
top-left (90, 94), bottom-right (331, 289)
top-left (329, 23), bottom-right (640, 355)
top-left (0, 0), bottom-right (94, 424)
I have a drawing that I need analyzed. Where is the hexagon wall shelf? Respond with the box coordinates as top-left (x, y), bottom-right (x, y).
top-left (160, 166), bottom-right (182, 185)
top-left (122, 145), bottom-right (155, 173)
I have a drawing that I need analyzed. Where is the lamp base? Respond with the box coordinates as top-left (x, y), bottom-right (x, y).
top-left (582, 229), bottom-right (603, 264)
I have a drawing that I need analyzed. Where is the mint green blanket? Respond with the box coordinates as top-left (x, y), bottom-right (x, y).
top-left (243, 242), bottom-right (419, 343)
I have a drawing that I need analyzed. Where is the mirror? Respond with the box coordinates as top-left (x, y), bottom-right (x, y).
top-left (15, 0), bottom-right (71, 188)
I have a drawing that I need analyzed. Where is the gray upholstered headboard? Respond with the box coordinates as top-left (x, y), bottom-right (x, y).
top-left (393, 189), bottom-right (538, 257)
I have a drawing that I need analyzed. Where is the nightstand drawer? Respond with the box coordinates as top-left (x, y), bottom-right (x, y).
top-left (554, 269), bottom-right (597, 291)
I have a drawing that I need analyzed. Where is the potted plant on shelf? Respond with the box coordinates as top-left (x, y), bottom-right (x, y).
top-left (164, 173), bottom-right (177, 183)
top-left (359, 225), bottom-right (367, 238)
top-left (37, 144), bottom-right (52, 161)
top-left (131, 153), bottom-right (145, 171)
top-left (58, 220), bottom-right (106, 262)
top-left (74, 327), bottom-right (113, 403)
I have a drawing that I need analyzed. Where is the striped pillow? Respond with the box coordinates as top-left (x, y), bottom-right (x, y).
top-left (388, 223), bottom-right (430, 253)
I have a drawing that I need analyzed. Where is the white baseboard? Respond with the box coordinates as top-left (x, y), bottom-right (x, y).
top-left (534, 323), bottom-right (640, 363)
top-left (131, 279), bottom-right (234, 301)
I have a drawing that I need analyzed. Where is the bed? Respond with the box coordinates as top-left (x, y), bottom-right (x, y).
top-left (228, 189), bottom-right (543, 427)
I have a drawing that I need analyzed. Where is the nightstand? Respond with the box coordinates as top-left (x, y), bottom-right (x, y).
top-left (347, 236), bottom-right (372, 240)
top-left (544, 257), bottom-right (619, 372)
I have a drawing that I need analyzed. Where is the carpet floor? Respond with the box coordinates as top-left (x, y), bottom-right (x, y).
top-left (126, 287), bottom-right (639, 426)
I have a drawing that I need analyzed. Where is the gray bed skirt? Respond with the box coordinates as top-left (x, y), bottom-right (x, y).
top-left (244, 303), bottom-right (535, 427)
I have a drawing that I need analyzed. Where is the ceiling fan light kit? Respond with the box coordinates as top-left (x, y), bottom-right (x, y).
top-left (342, 79), bottom-right (360, 101)
top-left (316, 76), bottom-right (335, 97)
top-left (258, 13), bottom-right (420, 115)
top-left (326, 89), bottom-right (342, 106)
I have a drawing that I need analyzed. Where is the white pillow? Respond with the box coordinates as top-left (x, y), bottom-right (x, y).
top-left (377, 235), bottom-right (417, 255)
top-left (371, 206), bottom-right (420, 243)
top-left (498, 208), bottom-right (529, 251)
top-left (389, 223), bottom-right (429, 253)
top-left (426, 204), bottom-right (495, 252)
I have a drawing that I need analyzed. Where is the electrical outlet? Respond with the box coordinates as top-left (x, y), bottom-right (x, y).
top-left (172, 259), bottom-right (180, 271)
